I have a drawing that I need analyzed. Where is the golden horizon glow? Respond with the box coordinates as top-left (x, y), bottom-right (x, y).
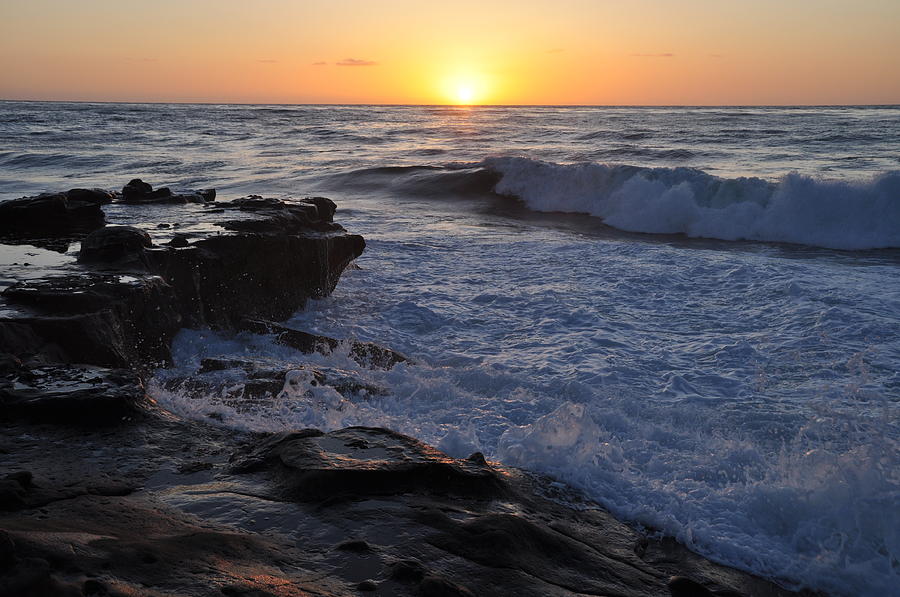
top-left (1, 0), bottom-right (899, 105)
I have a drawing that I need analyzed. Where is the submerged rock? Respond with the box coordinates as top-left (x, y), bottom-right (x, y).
top-left (238, 318), bottom-right (408, 370)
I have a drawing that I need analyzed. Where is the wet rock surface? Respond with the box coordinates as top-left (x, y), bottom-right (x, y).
top-left (0, 421), bottom-right (816, 597)
top-left (1, 181), bottom-right (365, 419)
top-left (238, 318), bottom-right (408, 370)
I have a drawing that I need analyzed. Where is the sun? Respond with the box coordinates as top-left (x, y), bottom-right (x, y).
top-left (440, 72), bottom-right (488, 105)
top-left (456, 85), bottom-right (476, 105)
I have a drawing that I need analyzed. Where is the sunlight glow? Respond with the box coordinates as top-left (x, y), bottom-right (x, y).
top-left (456, 85), bottom-right (475, 104)
top-left (440, 72), bottom-right (489, 105)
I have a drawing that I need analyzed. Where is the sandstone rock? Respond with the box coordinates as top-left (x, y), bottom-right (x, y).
top-left (2, 275), bottom-right (181, 367)
top-left (231, 427), bottom-right (506, 501)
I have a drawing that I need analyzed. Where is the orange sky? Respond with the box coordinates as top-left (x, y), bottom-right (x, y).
top-left (1, 0), bottom-right (898, 105)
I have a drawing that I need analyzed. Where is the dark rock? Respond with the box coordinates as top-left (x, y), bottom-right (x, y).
top-left (356, 579), bottom-right (377, 591)
top-left (144, 232), bottom-right (364, 329)
top-left (121, 178), bottom-right (174, 203)
top-left (167, 233), bottom-right (190, 248)
top-left (82, 578), bottom-right (110, 596)
top-left (387, 559), bottom-right (428, 583)
top-left (2, 275), bottom-right (181, 367)
top-left (466, 452), bottom-right (487, 465)
top-left (65, 188), bottom-right (115, 205)
top-left (184, 357), bottom-right (386, 400)
top-left (219, 196), bottom-right (342, 234)
top-left (424, 512), bottom-right (659, 596)
top-left (0, 530), bottom-right (15, 566)
top-left (231, 427), bottom-right (506, 501)
top-left (6, 471), bottom-right (33, 489)
top-left (418, 575), bottom-right (474, 597)
top-left (0, 479), bottom-right (27, 511)
top-left (0, 192), bottom-right (106, 239)
top-left (0, 364), bottom-right (148, 424)
top-left (668, 576), bottom-right (716, 597)
top-left (336, 539), bottom-right (370, 553)
top-left (238, 319), bottom-right (407, 370)
top-left (78, 226), bottom-right (152, 264)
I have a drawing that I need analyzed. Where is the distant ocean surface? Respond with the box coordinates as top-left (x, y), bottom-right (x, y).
top-left (2, 102), bottom-right (898, 596)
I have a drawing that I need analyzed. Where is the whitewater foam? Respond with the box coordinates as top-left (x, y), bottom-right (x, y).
top-left (485, 157), bottom-right (900, 250)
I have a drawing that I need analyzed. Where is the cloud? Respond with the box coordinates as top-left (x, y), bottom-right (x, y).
top-left (336, 58), bottom-right (378, 66)
top-left (257, 59), bottom-right (278, 63)
top-left (709, 53), bottom-right (724, 58)
top-left (311, 61), bottom-right (327, 66)
top-left (630, 53), bottom-right (675, 57)
top-left (546, 48), bottom-right (565, 54)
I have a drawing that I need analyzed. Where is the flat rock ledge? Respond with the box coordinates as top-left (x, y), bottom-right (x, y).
top-left (0, 181), bottom-right (823, 597)
top-left (1, 180), bottom-right (365, 420)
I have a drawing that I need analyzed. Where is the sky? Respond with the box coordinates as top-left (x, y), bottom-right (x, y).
top-left (1, 0), bottom-right (898, 105)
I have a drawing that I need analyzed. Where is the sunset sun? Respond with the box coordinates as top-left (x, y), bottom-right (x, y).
top-left (440, 72), bottom-right (488, 105)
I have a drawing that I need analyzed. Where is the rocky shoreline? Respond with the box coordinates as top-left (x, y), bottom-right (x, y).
top-left (1, 182), bottom-right (818, 597)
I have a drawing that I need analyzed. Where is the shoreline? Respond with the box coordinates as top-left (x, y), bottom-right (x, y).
top-left (1, 181), bottom-right (825, 596)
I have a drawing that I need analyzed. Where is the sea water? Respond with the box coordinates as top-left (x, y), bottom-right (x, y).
top-left (1, 102), bottom-right (898, 596)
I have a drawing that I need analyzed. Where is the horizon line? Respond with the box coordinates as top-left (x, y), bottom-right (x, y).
top-left (2, 98), bottom-right (899, 109)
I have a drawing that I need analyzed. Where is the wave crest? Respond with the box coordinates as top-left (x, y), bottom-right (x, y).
top-left (485, 157), bottom-right (900, 250)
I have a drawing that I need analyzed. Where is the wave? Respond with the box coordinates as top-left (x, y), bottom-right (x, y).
top-left (331, 164), bottom-right (501, 198)
top-left (484, 157), bottom-right (900, 250)
top-left (332, 158), bottom-right (900, 250)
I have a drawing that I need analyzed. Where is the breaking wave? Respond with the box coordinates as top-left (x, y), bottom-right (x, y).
top-left (332, 158), bottom-right (900, 250)
top-left (484, 157), bottom-right (900, 250)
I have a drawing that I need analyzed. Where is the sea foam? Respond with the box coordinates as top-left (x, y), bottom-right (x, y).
top-left (484, 157), bottom-right (900, 250)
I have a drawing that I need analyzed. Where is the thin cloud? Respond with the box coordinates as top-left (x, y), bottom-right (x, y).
top-left (311, 61), bottom-right (327, 66)
top-left (630, 53), bottom-right (675, 57)
top-left (709, 53), bottom-right (724, 58)
top-left (336, 58), bottom-right (378, 66)
top-left (546, 48), bottom-right (565, 54)
top-left (257, 59), bottom-right (278, 63)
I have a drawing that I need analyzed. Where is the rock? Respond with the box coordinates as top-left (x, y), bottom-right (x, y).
top-left (418, 574), bottom-right (475, 597)
top-left (238, 319), bottom-right (407, 370)
top-left (78, 226), bottom-right (153, 264)
top-left (0, 364), bottom-right (148, 424)
top-left (167, 233), bottom-right (190, 248)
top-left (121, 178), bottom-right (173, 203)
top-left (424, 511), bottom-right (660, 596)
top-left (2, 181), bottom-right (364, 372)
top-left (0, 494), bottom-right (342, 597)
top-left (336, 539), bottom-right (370, 553)
top-left (668, 576), bottom-right (716, 597)
top-left (0, 479), bottom-right (27, 511)
top-left (2, 275), bottom-right (181, 367)
top-left (356, 579), bottom-right (377, 591)
top-left (387, 559), bottom-right (428, 583)
top-left (231, 427), bottom-right (506, 501)
top-left (0, 192), bottom-right (106, 239)
top-left (65, 188), bottom-right (115, 205)
top-left (220, 195), bottom-right (342, 234)
top-left (121, 179), bottom-right (215, 205)
top-left (143, 232), bottom-right (365, 328)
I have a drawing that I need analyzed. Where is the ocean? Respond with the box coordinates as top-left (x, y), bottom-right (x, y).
top-left (1, 101), bottom-right (898, 596)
